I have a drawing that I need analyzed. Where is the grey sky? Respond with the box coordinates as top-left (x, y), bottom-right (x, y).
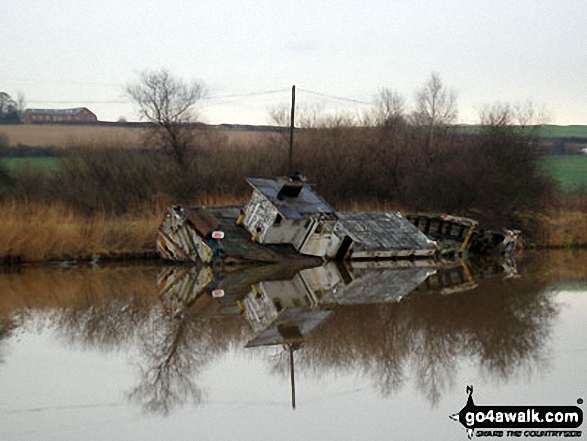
top-left (2, 0), bottom-right (586, 124)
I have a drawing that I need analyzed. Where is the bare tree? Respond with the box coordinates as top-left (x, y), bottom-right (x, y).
top-left (127, 69), bottom-right (205, 168)
top-left (368, 88), bottom-right (409, 204)
top-left (475, 102), bottom-right (555, 224)
top-left (413, 72), bottom-right (458, 151)
top-left (479, 101), bottom-right (550, 136)
top-left (373, 87), bottom-right (406, 131)
top-left (479, 103), bottom-right (513, 127)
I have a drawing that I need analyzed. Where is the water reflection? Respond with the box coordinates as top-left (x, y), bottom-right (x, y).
top-left (0, 253), bottom-right (581, 415)
top-left (128, 307), bottom-right (207, 415)
top-left (152, 257), bottom-right (557, 408)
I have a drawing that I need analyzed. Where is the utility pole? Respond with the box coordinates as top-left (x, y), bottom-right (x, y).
top-left (289, 85), bottom-right (295, 176)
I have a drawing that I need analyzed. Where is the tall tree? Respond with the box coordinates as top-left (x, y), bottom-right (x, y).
top-left (127, 69), bottom-right (205, 168)
top-left (374, 87), bottom-right (406, 131)
top-left (413, 73), bottom-right (457, 151)
top-left (370, 88), bottom-right (409, 203)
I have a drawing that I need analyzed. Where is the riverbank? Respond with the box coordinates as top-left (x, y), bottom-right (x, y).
top-left (0, 200), bottom-right (585, 265)
top-left (0, 202), bottom-right (161, 264)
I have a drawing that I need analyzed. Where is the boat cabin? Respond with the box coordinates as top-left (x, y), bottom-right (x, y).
top-left (241, 176), bottom-right (338, 255)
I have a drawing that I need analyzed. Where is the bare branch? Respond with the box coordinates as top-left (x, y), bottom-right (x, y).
top-left (414, 72), bottom-right (458, 127)
top-left (126, 69), bottom-right (206, 168)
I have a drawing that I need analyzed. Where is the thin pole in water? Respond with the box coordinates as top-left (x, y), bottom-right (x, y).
top-left (290, 344), bottom-right (296, 409)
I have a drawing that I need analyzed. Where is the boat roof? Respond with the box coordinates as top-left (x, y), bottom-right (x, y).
top-left (246, 177), bottom-right (335, 220)
top-left (336, 212), bottom-right (437, 252)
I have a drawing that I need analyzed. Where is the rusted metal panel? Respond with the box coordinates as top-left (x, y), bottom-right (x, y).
top-left (187, 207), bottom-right (220, 238)
top-left (406, 213), bottom-right (519, 257)
top-left (469, 228), bottom-right (520, 256)
top-left (156, 206), bottom-right (213, 263)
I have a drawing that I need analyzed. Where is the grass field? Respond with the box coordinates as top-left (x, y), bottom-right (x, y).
top-left (2, 123), bottom-right (587, 147)
top-left (539, 125), bottom-right (587, 139)
top-left (0, 124), bottom-right (146, 147)
top-left (540, 155), bottom-right (587, 193)
top-left (1, 151), bottom-right (585, 196)
top-left (0, 124), bottom-right (275, 148)
top-left (453, 124), bottom-right (587, 140)
top-left (1, 157), bottom-right (61, 171)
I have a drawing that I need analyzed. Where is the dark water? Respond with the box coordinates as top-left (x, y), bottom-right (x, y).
top-left (0, 252), bottom-right (585, 440)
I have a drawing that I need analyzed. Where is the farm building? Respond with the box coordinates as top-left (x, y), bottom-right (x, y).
top-left (22, 107), bottom-right (98, 123)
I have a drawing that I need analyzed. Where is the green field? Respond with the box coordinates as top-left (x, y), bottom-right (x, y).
top-left (540, 155), bottom-right (587, 193)
top-left (1, 157), bottom-right (61, 172)
top-left (1, 154), bottom-right (585, 194)
top-left (539, 125), bottom-right (587, 139)
top-left (454, 124), bottom-right (587, 140)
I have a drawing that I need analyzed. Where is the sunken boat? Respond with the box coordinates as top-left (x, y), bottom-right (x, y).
top-left (156, 176), bottom-right (517, 264)
top-left (406, 213), bottom-right (520, 257)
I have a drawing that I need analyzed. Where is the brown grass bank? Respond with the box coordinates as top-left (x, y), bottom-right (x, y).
top-left (0, 202), bottom-right (162, 263)
top-left (1, 196), bottom-right (584, 264)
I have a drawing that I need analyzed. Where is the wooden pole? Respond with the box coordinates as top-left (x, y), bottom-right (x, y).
top-left (289, 85), bottom-right (296, 176)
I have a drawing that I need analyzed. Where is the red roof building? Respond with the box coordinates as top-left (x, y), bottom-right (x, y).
top-left (23, 107), bottom-right (98, 123)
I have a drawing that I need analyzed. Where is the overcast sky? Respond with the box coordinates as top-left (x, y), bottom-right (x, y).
top-left (2, 0), bottom-right (586, 125)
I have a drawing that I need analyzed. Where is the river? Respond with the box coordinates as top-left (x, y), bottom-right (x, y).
top-left (0, 251), bottom-right (585, 440)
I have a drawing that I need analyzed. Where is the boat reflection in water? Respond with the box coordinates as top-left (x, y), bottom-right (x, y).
top-left (155, 255), bottom-right (552, 410)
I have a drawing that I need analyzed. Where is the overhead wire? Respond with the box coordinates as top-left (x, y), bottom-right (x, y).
top-left (22, 86), bottom-right (376, 113)
top-left (5, 74), bottom-right (375, 107)
top-left (297, 87), bottom-right (372, 106)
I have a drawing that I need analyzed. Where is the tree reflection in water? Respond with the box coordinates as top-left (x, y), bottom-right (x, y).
top-left (0, 317), bottom-right (16, 365)
top-left (0, 255), bottom-right (570, 413)
top-left (265, 262), bottom-right (558, 406)
top-left (128, 307), bottom-right (208, 414)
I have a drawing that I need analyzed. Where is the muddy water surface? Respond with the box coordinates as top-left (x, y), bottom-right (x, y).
top-left (0, 252), bottom-right (585, 440)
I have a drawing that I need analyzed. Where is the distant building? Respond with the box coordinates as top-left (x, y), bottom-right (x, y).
top-left (22, 107), bottom-right (98, 123)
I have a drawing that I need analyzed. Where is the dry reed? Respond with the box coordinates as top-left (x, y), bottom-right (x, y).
top-left (541, 209), bottom-right (587, 248)
top-left (0, 202), bottom-right (161, 262)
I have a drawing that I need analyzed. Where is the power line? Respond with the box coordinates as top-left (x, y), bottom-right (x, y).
top-left (203, 88), bottom-right (290, 100)
top-left (27, 100), bottom-right (127, 104)
top-left (24, 88), bottom-right (376, 110)
top-left (26, 89), bottom-right (292, 106)
top-left (297, 88), bottom-right (372, 105)
top-left (5, 77), bottom-right (374, 107)
top-left (2, 77), bottom-right (121, 87)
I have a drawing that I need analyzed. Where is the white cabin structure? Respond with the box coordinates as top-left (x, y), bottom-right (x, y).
top-left (241, 177), bottom-right (340, 257)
